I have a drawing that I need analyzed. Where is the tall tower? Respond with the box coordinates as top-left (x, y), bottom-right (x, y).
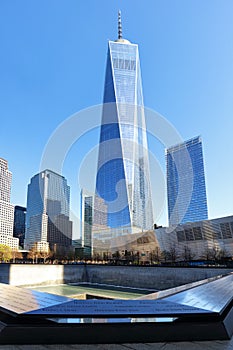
top-left (24, 170), bottom-right (72, 251)
top-left (166, 136), bottom-right (208, 226)
top-left (95, 11), bottom-right (153, 232)
top-left (0, 158), bottom-right (19, 250)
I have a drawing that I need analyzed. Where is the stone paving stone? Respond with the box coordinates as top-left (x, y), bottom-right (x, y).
top-left (46, 345), bottom-right (111, 350)
top-left (0, 346), bottom-right (21, 350)
top-left (69, 345), bottom-right (129, 350)
top-left (1, 342), bottom-right (233, 350)
top-left (158, 343), bottom-right (199, 350)
top-left (69, 345), bottom-right (111, 350)
top-left (17, 346), bottom-right (48, 350)
top-left (144, 344), bottom-right (169, 349)
top-left (145, 343), bottom-right (170, 349)
top-left (192, 340), bottom-right (233, 350)
top-left (124, 343), bottom-right (163, 349)
top-left (46, 345), bottom-right (84, 350)
top-left (52, 348), bottom-right (69, 350)
top-left (159, 341), bottom-right (232, 350)
top-left (97, 345), bottom-right (132, 350)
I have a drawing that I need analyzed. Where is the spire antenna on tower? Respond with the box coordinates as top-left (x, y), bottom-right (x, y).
top-left (118, 10), bottom-right (122, 39)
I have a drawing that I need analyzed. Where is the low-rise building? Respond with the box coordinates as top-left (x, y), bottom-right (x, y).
top-left (155, 215), bottom-right (233, 261)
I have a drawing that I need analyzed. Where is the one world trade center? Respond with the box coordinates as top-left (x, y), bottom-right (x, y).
top-left (95, 11), bottom-right (153, 233)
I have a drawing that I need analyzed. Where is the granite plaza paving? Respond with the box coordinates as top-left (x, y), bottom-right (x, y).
top-left (1, 340), bottom-right (233, 349)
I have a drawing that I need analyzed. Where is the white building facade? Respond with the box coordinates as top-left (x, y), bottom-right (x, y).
top-left (155, 215), bottom-right (233, 261)
top-left (0, 158), bottom-right (19, 250)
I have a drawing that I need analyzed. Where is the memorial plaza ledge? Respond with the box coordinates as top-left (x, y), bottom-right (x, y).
top-left (0, 340), bottom-right (233, 349)
top-left (0, 274), bottom-right (233, 347)
top-left (1, 265), bottom-right (233, 348)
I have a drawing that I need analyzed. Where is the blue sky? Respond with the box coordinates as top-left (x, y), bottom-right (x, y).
top-left (0, 0), bottom-right (232, 237)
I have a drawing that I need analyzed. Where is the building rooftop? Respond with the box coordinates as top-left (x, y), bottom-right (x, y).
top-left (114, 10), bottom-right (131, 44)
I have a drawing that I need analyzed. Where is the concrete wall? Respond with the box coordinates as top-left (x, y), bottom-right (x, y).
top-left (0, 264), bottom-right (85, 286)
top-left (0, 264), bottom-right (232, 289)
top-left (83, 265), bottom-right (233, 289)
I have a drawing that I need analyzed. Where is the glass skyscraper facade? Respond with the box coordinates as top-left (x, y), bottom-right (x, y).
top-left (81, 189), bottom-right (108, 257)
top-left (24, 170), bottom-right (72, 250)
top-left (80, 190), bottom-right (93, 258)
top-left (95, 13), bottom-right (153, 232)
top-left (166, 136), bottom-right (208, 226)
top-left (13, 206), bottom-right (26, 248)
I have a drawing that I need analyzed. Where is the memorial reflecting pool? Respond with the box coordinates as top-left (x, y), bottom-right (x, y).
top-left (30, 283), bottom-right (156, 299)
top-left (1, 275), bottom-right (233, 344)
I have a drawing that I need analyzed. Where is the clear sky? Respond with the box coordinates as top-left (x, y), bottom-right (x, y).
top-left (0, 0), bottom-right (232, 238)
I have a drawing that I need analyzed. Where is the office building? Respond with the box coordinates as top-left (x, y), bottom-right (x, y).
top-left (95, 11), bottom-right (153, 232)
top-left (13, 206), bottom-right (26, 248)
top-left (24, 169), bottom-right (72, 251)
top-left (81, 190), bottom-right (108, 258)
top-left (166, 136), bottom-right (208, 226)
top-left (0, 158), bottom-right (19, 250)
top-left (80, 190), bottom-right (93, 258)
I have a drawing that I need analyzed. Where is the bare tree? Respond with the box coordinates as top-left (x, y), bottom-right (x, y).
top-left (155, 247), bottom-right (162, 263)
top-left (112, 251), bottom-right (120, 264)
top-left (131, 251), bottom-right (140, 265)
top-left (162, 246), bottom-right (179, 263)
top-left (201, 247), bottom-right (215, 261)
top-left (149, 248), bottom-right (162, 264)
top-left (218, 248), bottom-right (228, 260)
top-left (181, 245), bottom-right (195, 262)
top-left (170, 246), bottom-right (179, 263)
